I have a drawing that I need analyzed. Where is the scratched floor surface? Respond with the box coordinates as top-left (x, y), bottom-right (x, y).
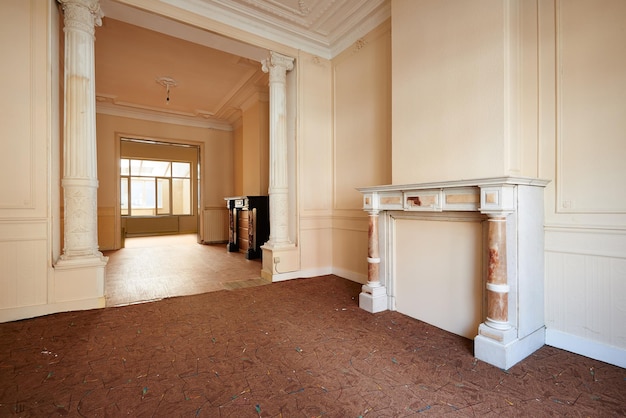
top-left (0, 275), bottom-right (624, 417)
top-left (104, 234), bottom-right (265, 307)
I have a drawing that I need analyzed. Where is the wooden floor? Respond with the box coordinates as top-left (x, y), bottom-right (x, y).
top-left (103, 234), bottom-right (266, 307)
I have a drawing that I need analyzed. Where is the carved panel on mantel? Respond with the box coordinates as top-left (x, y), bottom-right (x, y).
top-left (357, 176), bottom-right (550, 370)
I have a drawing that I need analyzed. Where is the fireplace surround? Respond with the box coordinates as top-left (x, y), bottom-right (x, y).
top-left (357, 176), bottom-right (550, 369)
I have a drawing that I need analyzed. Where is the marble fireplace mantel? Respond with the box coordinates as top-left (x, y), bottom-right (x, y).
top-left (357, 176), bottom-right (550, 370)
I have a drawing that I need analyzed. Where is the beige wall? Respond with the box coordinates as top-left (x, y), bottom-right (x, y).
top-left (297, 51), bottom-right (334, 274)
top-left (233, 121), bottom-right (244, 195)
top-left (0, 0), bottom-right (60, 322)
top-left (391, 0), bottom-right (541, 184)
top-left (388, 0), bottom-right (626, 367)
top-left (96, 113), bottom-right (234, 250)
top-left (331, 20), bottom-right (392, 281)
top-left (395, 218), bottom-right (484, 339)
top-left (240, 97), bottom-right (269, 196)
top-left (538, 0), bottom-right (626, 365)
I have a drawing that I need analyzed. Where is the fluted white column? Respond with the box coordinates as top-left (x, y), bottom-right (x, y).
top-left (58, 0), bottom-right (104, 261)
top-left (262, 51), bottom-right (294, 249)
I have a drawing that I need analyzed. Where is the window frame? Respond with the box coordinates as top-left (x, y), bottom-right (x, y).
top-left (120, 158), bottom-right (192, 217)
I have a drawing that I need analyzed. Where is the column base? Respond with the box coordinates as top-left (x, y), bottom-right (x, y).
top-left (54, 255), bottom-right (108, 306)
top-left (359, 283), bottom-right (388, 313)
top-left (260, 245), bottom-right (299, 282)
top-left (474, 324), bottom-right (545, 370)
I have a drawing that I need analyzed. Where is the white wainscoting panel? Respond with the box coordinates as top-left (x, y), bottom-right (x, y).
top-left (545, 228), bottom-right (626, 366)
top-left (0, 220), bottom-right (48, 310)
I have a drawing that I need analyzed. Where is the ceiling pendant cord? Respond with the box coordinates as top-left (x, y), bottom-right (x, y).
top-left (156, 76), bottom-right (177, 105)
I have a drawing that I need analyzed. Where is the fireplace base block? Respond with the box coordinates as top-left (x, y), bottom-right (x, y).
top-left (359, 284), bottom-right (388, 313)
top-left (475, 325), bottom-right (546, 370)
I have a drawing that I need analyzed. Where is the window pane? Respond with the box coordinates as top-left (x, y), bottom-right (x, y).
top-left (172, 178), bottom-right (191, 215)
top-left (121, 158), bottom-right (193, 217)
top-left (121, 159), bottom-right (130, 176)
top-left (131, 160), bottom-right (170, 177)
top-left (120, 177), bottom-right (129, 215)
top-left (172, 162), bottom-right (190, 178)
top-left (151, 161), bottom-right (171, 177)
top-left (130, 177), bottom-right (156, 216)
top-left (157, 178), bottom-right (170, 215)
top-left (130, 159), bottom-right (142, 176)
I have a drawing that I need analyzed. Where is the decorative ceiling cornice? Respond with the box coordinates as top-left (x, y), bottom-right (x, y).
top-left (158, 0), bottom-right (390, 59)
top-left (96, 100), bottom-right (234, 131)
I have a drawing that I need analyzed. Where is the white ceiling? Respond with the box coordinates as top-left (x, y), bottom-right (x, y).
top-left (95, 0), bottom-right (390, 128)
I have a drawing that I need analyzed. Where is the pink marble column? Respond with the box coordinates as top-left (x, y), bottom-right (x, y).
top-left (360, 209), bottom-right (387, 312)
top-left (485, 216), bottom-right (511, 330)
top-left (367, 210), bottom-right (381, 286)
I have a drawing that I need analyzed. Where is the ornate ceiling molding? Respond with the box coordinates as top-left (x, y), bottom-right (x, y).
top-left (158, 0), bottom-right (390, 59)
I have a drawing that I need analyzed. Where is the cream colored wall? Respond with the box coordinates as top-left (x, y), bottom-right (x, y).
top-left (395, 218), bottom-right (484, 339)
top-left (233, 121), bottom-right (243, 196)
top-left (297, 51), bottom-right (334, 274)
top-left (96, 113), bottom-right (234, 250)
top-left (331, 21), bottom-right (392, 282)
top-left (538, 0), bottom-right (626, 367)
top-left (389, 0), bottom-right (625, 367)
top-left (0, 0), bottom-right (61, 322)
top-left (391, 0), bottom-right (540, 184)
top-left (241, 98), bottom-right (270, 196)
top-left (258, 100), bottom-right (269, 197)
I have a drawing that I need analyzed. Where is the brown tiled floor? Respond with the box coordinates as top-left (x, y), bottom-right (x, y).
top-left (0, 276), bottom-right (624, 417)
top-left (103, 234), bottom-right (265, 306)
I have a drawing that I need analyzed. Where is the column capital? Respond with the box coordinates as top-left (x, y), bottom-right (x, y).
top-left (58, 0), bottom-right (103, 34)
top-left (262, 51), bottom-right (295, 81)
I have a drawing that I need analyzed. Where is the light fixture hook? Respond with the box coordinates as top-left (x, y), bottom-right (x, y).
top-left (156, 76), bottom-right (177, 104)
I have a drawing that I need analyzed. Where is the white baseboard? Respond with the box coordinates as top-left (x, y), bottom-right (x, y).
top-left (0, 297), bottom-right (105, 323)
top-left (271, 266), bottom-right (333, 282)
top-left (546, 328), bottom-right (626, 369)
top-left (331, 267), bottom-right (367, 284)
top-left (270, 267), bottom-right (366, 284)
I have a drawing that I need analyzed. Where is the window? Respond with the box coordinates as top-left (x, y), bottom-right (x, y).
top-left (121, 159), bottom-right (191, 216)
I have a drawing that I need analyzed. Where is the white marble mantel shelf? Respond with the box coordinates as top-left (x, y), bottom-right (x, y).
top-left (357, 176), bottom-right (550, 214)
top-left (357, 176), bottom-right (550, 370)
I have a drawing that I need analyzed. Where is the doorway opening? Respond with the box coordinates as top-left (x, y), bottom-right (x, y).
top-left (119, 137), bottom-right (201, 244)
top-left (105, 137), bottom-right (267, 307)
